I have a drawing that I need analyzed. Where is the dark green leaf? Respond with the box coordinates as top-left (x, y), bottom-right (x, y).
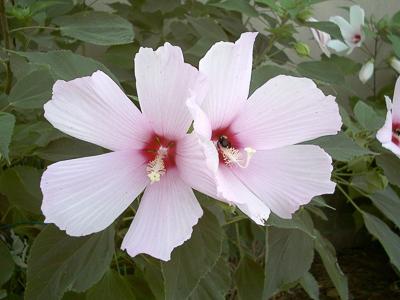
top-left (0, 240), bottom-right (14, 286)
top-left (389, 34), bottom-right (400, 58)
top-left (0, 112), bottom-right (16, 161)
top-left (305, 21), bottom-right (342, 40)
top-left (299, 272), bottom-right (319, 300)
top-left (250, 64), bottom-right (293, 93)
top-left (369, 186), bottom-right (400, 228)
top-left (0, 166), bottom-right (42, 214)
top-left (267, 209), bottom-right (315, 238)
top-left (306, 132), bottom-right (374, 162)
top-left (25, 225), bottom-right (115, 300)
top-left (235, 256), bottom-right (264, 300)
top-left (161, 210), bottom-right (223, 300)
top-left (8, 69), bottom-right (54, 109)
top-left (353, 101), bottom-right (384, 131)
top-left (209, 0), bottom-right (259, 17)
top-left (363, 212), bottom-right (400, 273)
top-left (142, 0), bottom-right (180, 13)
top-left (314, 230), bottom-right (348, 300)
top-left (297, 61), bottom-right (344, 84)
top-left (87, 270), bottom-right (136, 300)
top-left (54, 12), bottom-right (134, 46)
top-left (263, 227), bottom-right (314, 298)
top-left (376, 154), bottom-right (400, 187)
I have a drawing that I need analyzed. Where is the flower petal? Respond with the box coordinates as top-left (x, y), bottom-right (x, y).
top-left (350, 5), bottom-right (365, 29)
top-left (231, 75), bottom-right (342, 150)
top-left (217, 166), bottom-right (270, 225)
top-left (392, 77), bottom-right (400, 123)
top-left (327, 39), bottom-right (350, 52)
top-left (41, 151), bottom-right (148, 236)
top-left (329, 16), bottom-right (354, 42)
top-left (121, 169), bottom-right (203, 261)
top-left (44, 71), bottom-right (151, 151)
top-left (377, 96), bottom-right (393, 144)
top-left (199, 32), bottom-right (257, 129)
top-left (382, 142), bottom-right (400, 157)
top-left (232, 145), bottom-right (335, 219)
top-left (135, 43), bottom-right (203, 140)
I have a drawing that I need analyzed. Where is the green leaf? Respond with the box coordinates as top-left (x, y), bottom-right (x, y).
top-left (299, 272), bottom-right (319, 300)
top-left (389, 34), bottom-right (400, 58)
top-left (87, 270), bottom-right (135, 300)
top-left (267, 209), bottom-right (315, 238)
top-left (142, 0), bottom-right (180, 13)
top-left (263, 227), bottom-right (314, 298)
top-left (161, 210), bottom-right (223, 300)
top-left (17, 50), bottom-right (118, 81)
top-left (0, 112), bottom-right (16, 161)
top-left (376, 154), bottom-right (400, 187)
top-left (0, 240), bottom-right (14, 286)
top-left (209, 0), bottom-right (259, 17)
top-left (305, 21), bottom-right (342, 40)
top-left (8, 69), bottom-right (54, 109)
top-left (250, 64), bottom-right (293, 93)
top-left (363, 212), bottom-right (400, 273)
top-left (306, 132), bottom-right (374, 162)
top-left (314, 230), bottom-right (348, 300)
top-left (369, 187), bottom-right (400, 228)
top-left (353, 101), bottom-right (384, 131)
top-left (188, 17), bottom-right (228, 43)
top-left (0, 166), bottom-right (42, 214)
top-left (325, 55), bottom-right (361, 75)
top-left (297, 61), bottom-right (344, 84)
top-left (189, 258), bottom-right (230, 300)
top-left (34, 138), bottom-right (104, 162)
top-left (235, 256), bottom-right (264, 300)
top-left (54, 11), bottom-right (134, 46)
top-left (25, 225), bottom-right (115, 300)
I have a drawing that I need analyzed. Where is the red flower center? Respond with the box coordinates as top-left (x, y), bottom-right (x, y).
top-left (392, 123), bottom-right (400, 146)
top-left (352, 33), bottom-right (361, 44)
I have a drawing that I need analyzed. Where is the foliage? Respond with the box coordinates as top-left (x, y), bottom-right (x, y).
top-left (1, 0), bottom-right (400, 299)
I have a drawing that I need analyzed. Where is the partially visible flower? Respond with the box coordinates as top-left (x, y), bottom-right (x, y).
top-left (41, 43), bottom-right (213, 261)
top-left (359, 59), bottom-right (374, 84)
top-left (377, 77), bottom-right (400, 157)
top-left (390, 57), bottom-right (400, 73)
top-left (185, 32), bottom-right (342, 223)
top-left (328, 5), bottom-right (365, 54)
top-left (308, 17), bottom-right (331, 57)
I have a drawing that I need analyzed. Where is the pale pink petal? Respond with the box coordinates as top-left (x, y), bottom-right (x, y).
top-left (44, 71), bottom-right (151, 151)
top-left (199, 32), bottom-right (257, 129)
top-left (186, 94), bottom-right (212, 139)
top-left (327, 39), bottom-right (350, 52)
top-left (381, 142), bottom-right (400, 157)
top-left (217, 166), bottom-right (270, 225)
top-left (135, 43), bottom-right (202, 140)
top-left (329, 16), bottom-right (354, 43)
top-left (232, 145), bottom-right (335, 219)
top-left (376, 96), bottom-right (393, 144)
top-left (175, 134), bottom-right (219, 198)
top-left (392, 77), bottom-right (400, 122)
top-left (121, 169), bottom-right (202, 261)
top-left (231, 75), bottom-right (342, 150)
top-left (350, 5), bottom-right (365, 29)
top-left (41, 151), bottom-right (148, 236)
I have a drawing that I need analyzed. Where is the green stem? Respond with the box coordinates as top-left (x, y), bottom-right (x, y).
top-left (9, 25), bottom-right (59, 33)
top-left (336, 184), bottom-right (363, 213)
top-left (235, 223), bottom-right (243, 259)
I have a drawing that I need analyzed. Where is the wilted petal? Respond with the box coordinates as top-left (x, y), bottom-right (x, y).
top-left (41, 151), bottom-right (148, 236)
top-left (200, 32), bottom-right (257, 129)
top-left (231, 75), bottom-right (342, 150)
top-left (233, 145), bottom-right (335, 219)
top-left (121, 169), bottom-right (202, 261)
top-left (135, 43), bottom-right (202, 140)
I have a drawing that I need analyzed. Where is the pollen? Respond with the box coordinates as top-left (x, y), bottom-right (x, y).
top-left (146, 147), bottom-right (167, 183)
top-left (219, 145), bottom-right (256, 169)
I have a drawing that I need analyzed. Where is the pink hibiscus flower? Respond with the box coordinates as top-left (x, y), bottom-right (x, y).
top-left (185, 32), bottom-right (342, 224)
top-left (40, 43), bottom-right (210, 261)
top-left (377, 77), bottom-right (400, 157)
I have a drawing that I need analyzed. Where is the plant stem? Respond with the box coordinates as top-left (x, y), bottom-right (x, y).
top-left (235, 223), bottom-right (243, 259)
top-left (9, 25), bottom-right (59, 33)
top-left (336, 183), bottom-right (363, 213)
top-left (0, 0), bottom-right (12, 94)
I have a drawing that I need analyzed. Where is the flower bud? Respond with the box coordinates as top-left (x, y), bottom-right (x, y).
top-left (294, 42), bottom-right (311, 57)
top-left (390, 57), bottom-right (400, 73)
top-left (359, 59), bottom-right (374, 84)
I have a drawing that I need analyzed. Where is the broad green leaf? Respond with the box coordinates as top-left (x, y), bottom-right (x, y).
top-left (54, 12), bottom-right (134, 46)
top-left (189, 258), bottom-right (230, 300)
top-left (0, 240), bottom-right (14, 286)
top-left (267, 209), bottom-right (315, 238)
top-left (305, 21), bottom-right (342, 40)
top-left (209, 0), bottom-right (259, 17)
top-left (8, 69), bottom-right (54, 109)
top-left (363, 212), bottom-right (400, 273)
top-left (188, 17), bottom-right (228, 43)
top-left (376, 154), bottom-right (400, 187)
top-left (297, 61), bottom-right (344, 84)
top-left (250, 64), bottom-right (293, 93)
top-left (17, 50), bottom-right (118, 82)
top-left (161, 210), bottom-right (223, 300)
top-left (0, 166), bottom-right (42, 214)
top-left (263, 227), bottom-right (314, 298)
top-left (325, 55), bottom-right (361, 75)
top-left (105, 44), bottom-right (139, 69)
top-left (34, 138), bottom-right (104, 162)
top-left (142, 0), bottom-right (180, 13)
top-left (299, 272), bottom-right (319, 300)
top-left (351, 170), bottom-right (388, 194)
top-left (86, 270), bottom-right (135, 300)
top-left (314, 230), bottom-right (348, 300)
top-left (25, 225), bottom-right (115, 300)
top-left (0, 112), bottom-right (16, 161)
top-left (389, 34), bottom-right (400, 58)
top-left (235, 256), bottom-right (264, 300)
top-left (353, 101), bottom-right (384, 131)
top-left (369, 187), bottom-right (400, 228)
top-left (306, 132), bottom-right (374, 162)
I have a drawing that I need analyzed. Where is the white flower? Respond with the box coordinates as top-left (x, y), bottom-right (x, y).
top-left (390, 57), bottom-right (400, 73)
top-left (308, 17), bottom-right (331, 57)
top-left (328, 5), bottom-right (365, 54)
top-left (359, 59), bottom-right (374, 84)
